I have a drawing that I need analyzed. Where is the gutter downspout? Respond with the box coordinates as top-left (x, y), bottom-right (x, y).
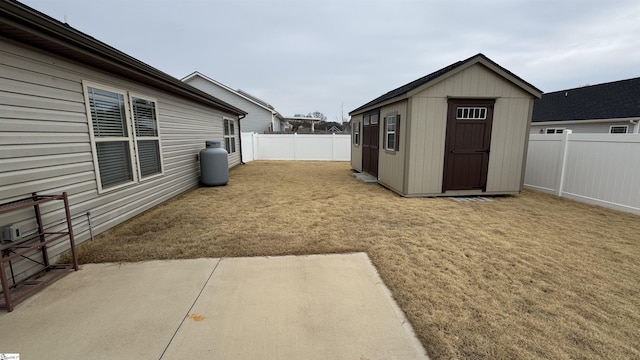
top-left (237, 114), bottom-right (246, 164)
top-left (630, 119), bottom-right (639, 133)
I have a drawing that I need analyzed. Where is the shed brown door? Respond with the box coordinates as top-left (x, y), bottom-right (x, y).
top-left (362, 112), bottom-right (379, 176)
top-left (443, 99), bottom-right (495, 192)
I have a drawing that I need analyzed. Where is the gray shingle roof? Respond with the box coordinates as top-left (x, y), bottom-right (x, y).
top-left (532, 77), bottom-right (640, 122)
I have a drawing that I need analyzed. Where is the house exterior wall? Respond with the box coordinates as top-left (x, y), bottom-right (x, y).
top-left (376, 101), bottom-right (408, 193)
top-left (406, 63), bottom-right (534, 195)
top-left (530, 121), bottom-right (636, 134)
top-left (350, 114), bottom-right (363, 171)
top-left (183, 76), bottom-right (273, 133)
top-left (0, 37), bottom-right (239, 281)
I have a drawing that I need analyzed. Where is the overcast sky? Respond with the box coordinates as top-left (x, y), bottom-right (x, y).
top-left (22, 0), bottom-right (640, 122)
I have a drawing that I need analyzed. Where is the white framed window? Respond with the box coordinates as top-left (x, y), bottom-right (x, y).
top-left (384, 114), bottom-right (400, 151)
top-left (609, 125), bottom-right (628, 134)
top-left (457, 107), bottom-right (487, 120)
top-left (545, 128), bottom-right (565, 134)
top-left (83, 81), bottom-right (163, 193)
top-left (224, 118), bottom-right (236, 153)
top-left (352, 121), bottom-right (360, 145)
top-left (130, 94), bottom-right (163, 179)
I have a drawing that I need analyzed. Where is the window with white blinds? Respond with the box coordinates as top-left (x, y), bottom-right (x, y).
top-left (84, 82), bottom-right (163, 193)
top-left (131, 96), bottom-right (162, 178)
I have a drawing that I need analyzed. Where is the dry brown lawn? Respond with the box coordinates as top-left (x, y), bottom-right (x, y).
top-left (76, 161), bottom-right (640, 359)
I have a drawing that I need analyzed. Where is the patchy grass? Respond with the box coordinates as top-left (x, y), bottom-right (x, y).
top-left (77, 161), bottom-right (640, 359)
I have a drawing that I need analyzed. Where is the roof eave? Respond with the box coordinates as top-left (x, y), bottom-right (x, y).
top-left (0, 1), bottom-right (246, 116)
top-left (349, 54), bottom-right (542, 116)
top-left (405, 55), bottom-right (542, 99)
top-left (181, 71), bottom-right (277, 114)
top-left (349, 95), bottom-right (409, 116)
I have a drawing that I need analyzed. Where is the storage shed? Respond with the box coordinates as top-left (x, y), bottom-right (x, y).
top-left (349, 53), bottom-right (542, 197)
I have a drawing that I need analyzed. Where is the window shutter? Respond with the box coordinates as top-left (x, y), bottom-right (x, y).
top-left (395, 114), bottom-right (401, 151)
top-left (383, 116), bottom-right (388, 149)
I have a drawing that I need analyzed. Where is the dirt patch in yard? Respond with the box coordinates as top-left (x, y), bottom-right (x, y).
top-left (77, 161), bottom-right (640, 359)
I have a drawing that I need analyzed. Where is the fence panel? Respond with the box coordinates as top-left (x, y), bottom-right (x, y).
top-left (240, 132), bottom-right (255, 162)
top-left (240, 132), bottom-right (350, 162)
top-left (525, 132), bottom-right (640, 215)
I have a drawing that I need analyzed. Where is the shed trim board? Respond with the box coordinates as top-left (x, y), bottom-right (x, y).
top-left (349, 53), bottom-right (541, 197)
top-left (0, 1), bottom-right (246, 284)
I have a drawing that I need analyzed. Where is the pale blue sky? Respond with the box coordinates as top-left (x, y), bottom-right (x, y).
top-left (22, 0), bottom-right (640, 121)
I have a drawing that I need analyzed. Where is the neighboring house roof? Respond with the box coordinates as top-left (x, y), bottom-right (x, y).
top-left (327, 125), bottom-right (342, 132)
top-left (237, 89), bottom-right (274, 110)
top-left (182, 72), bottom-right (283, 119)
top-left (532, 77), bottom-right (640, 122)
top-left (350, 53), bottom-right (542, 115)
top-left (0, 0), bottom-right (246, 116)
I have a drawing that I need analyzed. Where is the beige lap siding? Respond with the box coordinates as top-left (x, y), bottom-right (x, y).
top-left (0, 36), bottom-right (238, 282)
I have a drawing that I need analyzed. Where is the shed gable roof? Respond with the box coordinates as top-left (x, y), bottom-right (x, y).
top-left (532, 77), bottom-right (640, 122)
top-left (350, 53), bottom-right (541, 115)
top-left (0, 0), bottom-right (246, 116)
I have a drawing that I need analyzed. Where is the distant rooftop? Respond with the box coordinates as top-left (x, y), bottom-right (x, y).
top-left (532, 77), bottom-right (640, 122)
top-left (236, 89), bottom-right (275, 110)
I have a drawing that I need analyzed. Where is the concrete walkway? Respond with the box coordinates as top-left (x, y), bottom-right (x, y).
top-left (0, 253), bottom-right (428, 360)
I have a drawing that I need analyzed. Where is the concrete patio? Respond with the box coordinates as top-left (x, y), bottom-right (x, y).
top-left (0, 253), bottom-right (428, 360)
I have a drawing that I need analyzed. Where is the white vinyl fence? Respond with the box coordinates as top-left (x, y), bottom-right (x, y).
top-left (524, 131), bottom-right (640, 215)
top-left (241, 132), bottom-right (351, 162)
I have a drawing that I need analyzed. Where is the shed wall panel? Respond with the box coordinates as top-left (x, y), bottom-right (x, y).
top-left (350, 114), bottom-right (363, 171)
top-left (406, 63), bottom-right (533, 195)
top-left (407, 96), bottom-right (448, 194)
top-left (0, 37), bottom-right (237, 282)
top-left (485, 97), bottom-right (532, 192)
top-left (377, 101), bottom-right (407, 193)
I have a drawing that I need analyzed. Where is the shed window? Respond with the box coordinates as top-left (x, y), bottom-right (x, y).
top-left (352, 121), bottom-right (360, 145)
top-left (545, 128), bottom-right (565, 134)
top-left (384, 114), bottom-right (401, 151)
top-left (224, 118), bottom-right (236, 153)
top-left (457, 107), bottom-right (487, 120)
top-left (610, 125), bottom-right (628, 134)
top-left (84, 83), bottom-right (164, 193)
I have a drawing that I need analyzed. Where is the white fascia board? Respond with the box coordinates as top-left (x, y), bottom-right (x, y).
top-left (532, 117), bottom-right (640, 126)
top-left (284, 117), bottom-right (323, 121)
top-left (181, 71), bottom-right (276, 114)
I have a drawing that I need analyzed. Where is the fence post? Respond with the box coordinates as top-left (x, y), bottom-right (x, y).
top-left (252, 132), bottom-right (258, 161)
top-left (331, 133), bottom-right (336, 160)
top-left (293, 133), bottom-right (297, 160)
top-left (556, 129), bottom-right (572, 197)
